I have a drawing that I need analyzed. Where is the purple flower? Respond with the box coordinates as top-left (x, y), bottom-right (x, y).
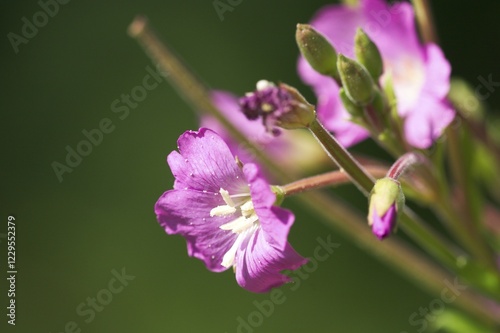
top-left (371, 204), bottom-right (397, 240)
top-left (298, 0), bottom-right (455, 149)
top-left (200, 90), bottom-right (326, 175)
top-left (155, 128), bottom-right (307, 293)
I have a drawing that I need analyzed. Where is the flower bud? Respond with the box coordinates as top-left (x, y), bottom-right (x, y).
top-left (239, 80), bottom-right (316, 132)
top-left (296, 24), bottom-right (339, 79)
top-left (339, 88), bottom-right (364, 119)
top-left (337, 54), bottom-right (376, 106)
top-left (368, 178), bottom-right (404, 240)
top-left (354, 28), bottom-right (383, 80)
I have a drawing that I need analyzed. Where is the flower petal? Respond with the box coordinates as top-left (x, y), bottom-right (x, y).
top-left (155, 189), bottom-right (238, 272)
top-left (167, 128), bottom-right (246, 193)
top-left (243, 163), bottom-right (296, 251)
top-left (235, 228), bottom-right (307, 293)
top-left (404, 96), bottom-right (455, 149)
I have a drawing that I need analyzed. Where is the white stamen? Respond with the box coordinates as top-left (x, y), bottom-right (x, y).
top-left (219, 188), bottom-right (236, 207)
top-left (240, 200), bottom-right (254, 217)
top-left (220, 214), bottom-right (258, 234)
top-left (219, 216), bottom-right (247, 231)
top-left (210, 205), bottom-right (236, 217)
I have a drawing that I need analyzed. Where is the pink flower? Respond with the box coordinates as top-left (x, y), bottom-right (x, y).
top-left (298, 0), bottom-right (455, 149)
top-left (155, 128), bottom-right (306, 292)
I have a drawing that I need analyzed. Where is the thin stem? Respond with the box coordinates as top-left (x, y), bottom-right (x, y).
top-left (308, 118), bottom-right (375, 195)
top-left (297, 191), bottom-right (500, 326)
top-left (308, 117), bottom-right (463, 272)
top-left (387, 152), bottom-right (426, 180)
top-left (128, 16), bottom-right (285, 181)
top-left (412, 0), bottom-right (438, 44)
top-left (282, 166), bottom-right (388, 196)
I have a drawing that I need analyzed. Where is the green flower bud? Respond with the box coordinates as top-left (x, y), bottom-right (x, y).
top-left (354, 28), bottom-right (383, 80)
top-left (339, 87), bottom-right (364, 119)
top-left (296, 24), bottom-right (339, 79)
top-left (337, 54), bottom-right (376, 106)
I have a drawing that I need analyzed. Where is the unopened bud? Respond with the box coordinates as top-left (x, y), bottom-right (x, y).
top-left (354, 28), bottom-right (383, 80)
top-left (339, 88), bottom-right (364, 119)
top-left (337, 54), bottom-right (376, 106)
top-left (368, 178), bottom-right (404, 240)
top-left (296, 24), bottom-right (339, 79)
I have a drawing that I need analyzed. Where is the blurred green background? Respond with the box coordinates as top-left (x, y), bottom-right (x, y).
top-left (1, 1), bottom-right (499, 332)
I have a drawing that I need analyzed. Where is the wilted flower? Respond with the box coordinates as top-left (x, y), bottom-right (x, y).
top-left (155, 128), bottom-right (307, 292)
top-left (201, 89), bottom-right (325, 175)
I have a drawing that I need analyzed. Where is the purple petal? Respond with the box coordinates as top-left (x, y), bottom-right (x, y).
top-left (422, 44), bottom-right (451, 99)
top-left (155, 189), bottom-right (238, 272)
top-left (404, 96), bottom-right (454, 149)
top-left (235, 228), bottom-right (307, 293)
top-left (361, 0), bottom-right (423, 61)
top-left (371, 204), bottom-right (397, 240)
top-left (243, 163), bottom-right (295, 251)
top-left (167, 128), bottom-right (246, 193)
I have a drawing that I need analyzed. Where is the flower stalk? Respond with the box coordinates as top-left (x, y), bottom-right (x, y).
top-left (281, 165), bottom-right (388, 196)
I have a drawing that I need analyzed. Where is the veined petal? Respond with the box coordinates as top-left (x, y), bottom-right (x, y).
top-left (155, 189), bottom-right (238, 272)
top-left (235, 228), bottom-right (307, 293)
top-left (167, 128), bottom-right (246, 194)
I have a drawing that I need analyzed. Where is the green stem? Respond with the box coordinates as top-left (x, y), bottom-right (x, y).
top-left (127, 16), bottom-right (285, 181)
top-left (447, 124), bottom-right (482, 224)
top-left (297, 191), bottom-right (500, 327)
top-left (308, 117), bottom-right (462, 271)
top-left (308, 118), bottom-right (375, 195)
top-left (412, 0), bottom-right (438, 43)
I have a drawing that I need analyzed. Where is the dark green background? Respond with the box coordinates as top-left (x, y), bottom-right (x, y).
top-left (1, 1), bottom-right (499, 332)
